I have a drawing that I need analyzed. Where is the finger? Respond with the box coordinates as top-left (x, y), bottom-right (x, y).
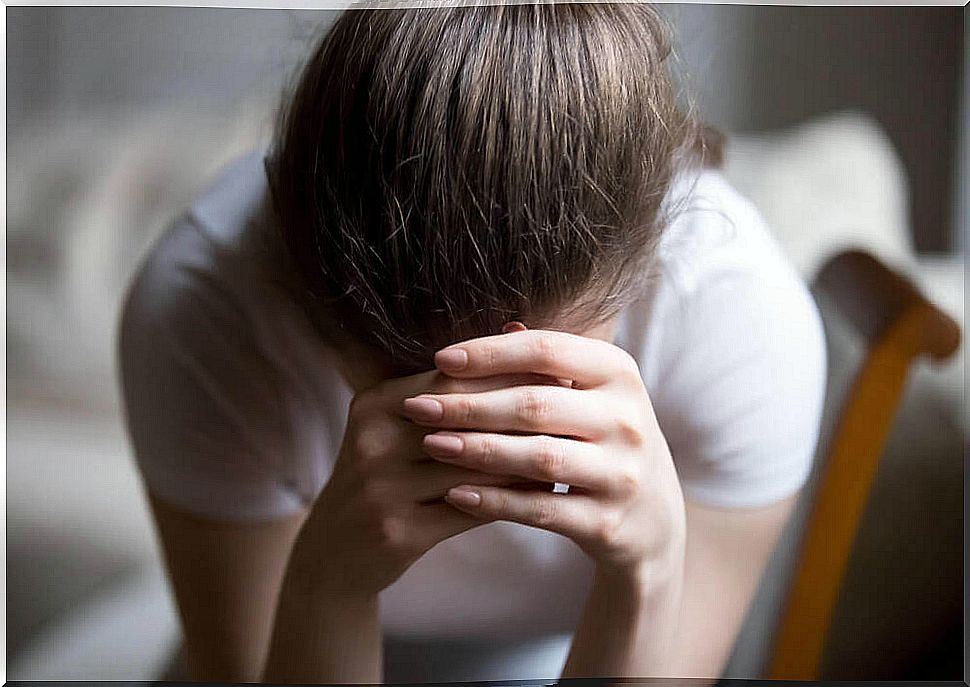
top-left (402, 385), bottom-right (607, 438)
top-left (374, 368), bottom-right (440, 399)
top-left (410, 501), bottom-right (489, 549)
top-left (427, 372), bottom-right (565, 395)
top-left (419, 479), bottom-right (554, 506)
top-left (365, 376), bottom-right (563, 465)
top-left (423, 432), bottom-right (612, 492)
top-left (403, 461), bottom-right (532, 502)
top-left (501, 323), bottom-right (573, 387)
top-left (444, 484), bottom-right (601, 544)
top-left (433, 329), bottom-right (639, 390)
top-left (383, 371), bottom-right (563, 415)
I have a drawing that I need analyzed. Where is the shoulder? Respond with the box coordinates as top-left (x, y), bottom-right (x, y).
top-left (117, 149), bottom-right (297, 465)
top-left (632, 168), bottom-right (825, 371)
top-left (119, 217), bottom-right (245, 373)
top-left (116, 159), bottom-right (314, 521)
top-left (646, 168), bottom-right (824, 352)
top-left (119, 147), bottom-right (286, 364)
top-left (186, 147), bottom-right (274, 247)
top-left (627, 168), bottom-right (827, 508)
top-left (117, 209), bottom-right (282, 457)
top-left (656, 168), bottom-right (798, 293)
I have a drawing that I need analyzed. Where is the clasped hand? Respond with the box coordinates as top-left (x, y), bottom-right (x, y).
top-left (292, 326), bottom-right (686, 596)
top-left (408, 327), bottom-right (686, 580)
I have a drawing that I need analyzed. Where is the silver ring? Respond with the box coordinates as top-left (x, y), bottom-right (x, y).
top-left (552, 482), bottom-right (571, 494)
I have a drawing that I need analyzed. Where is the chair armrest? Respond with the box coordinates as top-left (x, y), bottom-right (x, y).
top-left (813, 249), bottom-right (960, 359)
top-left (767, 249), bottom-right (961, 680)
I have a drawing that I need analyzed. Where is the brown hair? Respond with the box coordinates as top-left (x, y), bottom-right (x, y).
top-left (265, 3), bottom-right (722, 375)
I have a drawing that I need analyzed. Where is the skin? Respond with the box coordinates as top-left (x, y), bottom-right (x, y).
top-left (148, 318), bottom-right (797, 682)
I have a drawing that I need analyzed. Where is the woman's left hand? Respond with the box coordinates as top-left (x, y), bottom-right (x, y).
top-left (400, 327), bottom-right (687, 579)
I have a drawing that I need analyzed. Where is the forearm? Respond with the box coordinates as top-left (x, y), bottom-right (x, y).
top-left (561, 550), bottom-right (685, 680)
top-left (261, 549), bottom-right (383, 684)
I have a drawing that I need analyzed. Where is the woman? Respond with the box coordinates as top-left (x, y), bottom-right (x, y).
top-left (119, 4), bottom-right (826, 683)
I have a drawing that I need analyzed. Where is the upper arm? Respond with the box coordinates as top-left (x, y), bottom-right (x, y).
top-left (656, 262), bottom-right (827, 509)
top-left (647, 261), bottom-right (821, 677)
top-left (645, 185), bottom-right (827, 676)
top-left (148, 493), bottom-right (306, 682)
top-left (118, 223), bottom-right (308, 521)
top-left (118, 222), bottom-right (313, 679)
top-left (673, 494), bottom-right (798, 678)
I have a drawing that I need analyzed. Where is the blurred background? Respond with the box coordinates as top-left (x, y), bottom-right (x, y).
top-left (6, 4), bottom-right (966, 680)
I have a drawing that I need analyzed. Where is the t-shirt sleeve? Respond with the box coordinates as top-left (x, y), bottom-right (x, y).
top-left (118, 220), bottom-right (309, 522)
top-left (649, 212), bottom-right (828, 509)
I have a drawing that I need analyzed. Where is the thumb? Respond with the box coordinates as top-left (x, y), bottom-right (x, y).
top-left (500, 321), bottom-right (572, 387)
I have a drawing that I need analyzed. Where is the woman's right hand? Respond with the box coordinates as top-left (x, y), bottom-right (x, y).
top-left (286, 367), bottom-right (558, 597)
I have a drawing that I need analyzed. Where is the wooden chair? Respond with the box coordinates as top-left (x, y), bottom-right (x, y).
top-left (766, 249), bottom-right (962, 680)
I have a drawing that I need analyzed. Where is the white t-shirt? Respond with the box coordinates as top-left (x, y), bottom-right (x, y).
top-left (119, 148), bottom-right (826, 640)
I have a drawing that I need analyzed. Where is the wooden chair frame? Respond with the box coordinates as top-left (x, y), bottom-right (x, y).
top-left (767, 249), bottom-right (962, 680)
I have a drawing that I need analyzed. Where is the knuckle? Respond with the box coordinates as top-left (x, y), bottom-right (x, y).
top-left (614, 414), bottom-right (644, 447)
top-left (352, 431), bottom-right (387, 466)
top-left (597, 510), bottom-right (622, 548)
top-left (474, 435), bottom-right (498, 470)
top-left (478, 342), bottom-right (498, 372)
top-left (535, 438), bottom-right (566, 481)
top-left (531, 333), bottom-right (559, 367)
top-left (452, 397), bottom-right (475, 424)
top-left (377, 515), bottom-right (408, 550)
top-left (619, 350), bottom-right (644, 386)
top-left (617, 347), bottom-right (639, 373)
top-left (495, 489), bottom-right (514, 516)
top-left (531, 498), bottom-right (558, 528)
top-left (614, 466), bottom-right (641, 497)
top-left (516, 389), bottom-right (550, 426)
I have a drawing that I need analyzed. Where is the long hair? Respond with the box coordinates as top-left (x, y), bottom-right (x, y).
top-left (265, 3), bottom-right (722, 375)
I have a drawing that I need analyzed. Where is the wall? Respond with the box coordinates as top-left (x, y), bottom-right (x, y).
top-left (664, 4), bottom-right (964, 253)
top-left (7, 7), bottom-right (336, 129)
top-left (8, 5), bottom-right (965, 252)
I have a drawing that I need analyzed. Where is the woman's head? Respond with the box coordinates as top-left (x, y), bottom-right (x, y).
top-left (265, 3), bottom-right (718, 377)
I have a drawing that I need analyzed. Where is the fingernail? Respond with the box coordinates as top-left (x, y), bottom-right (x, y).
top-left (502, 321), bottom-right (527, 334)
top-left (435, 348), bottom-right (468, 371)
top-left (446, 486), bottom-right (481, 508)
top-left (424, 433), bottom-right (464, 457)
top-left (403, 396), bottom-right (444, 422)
